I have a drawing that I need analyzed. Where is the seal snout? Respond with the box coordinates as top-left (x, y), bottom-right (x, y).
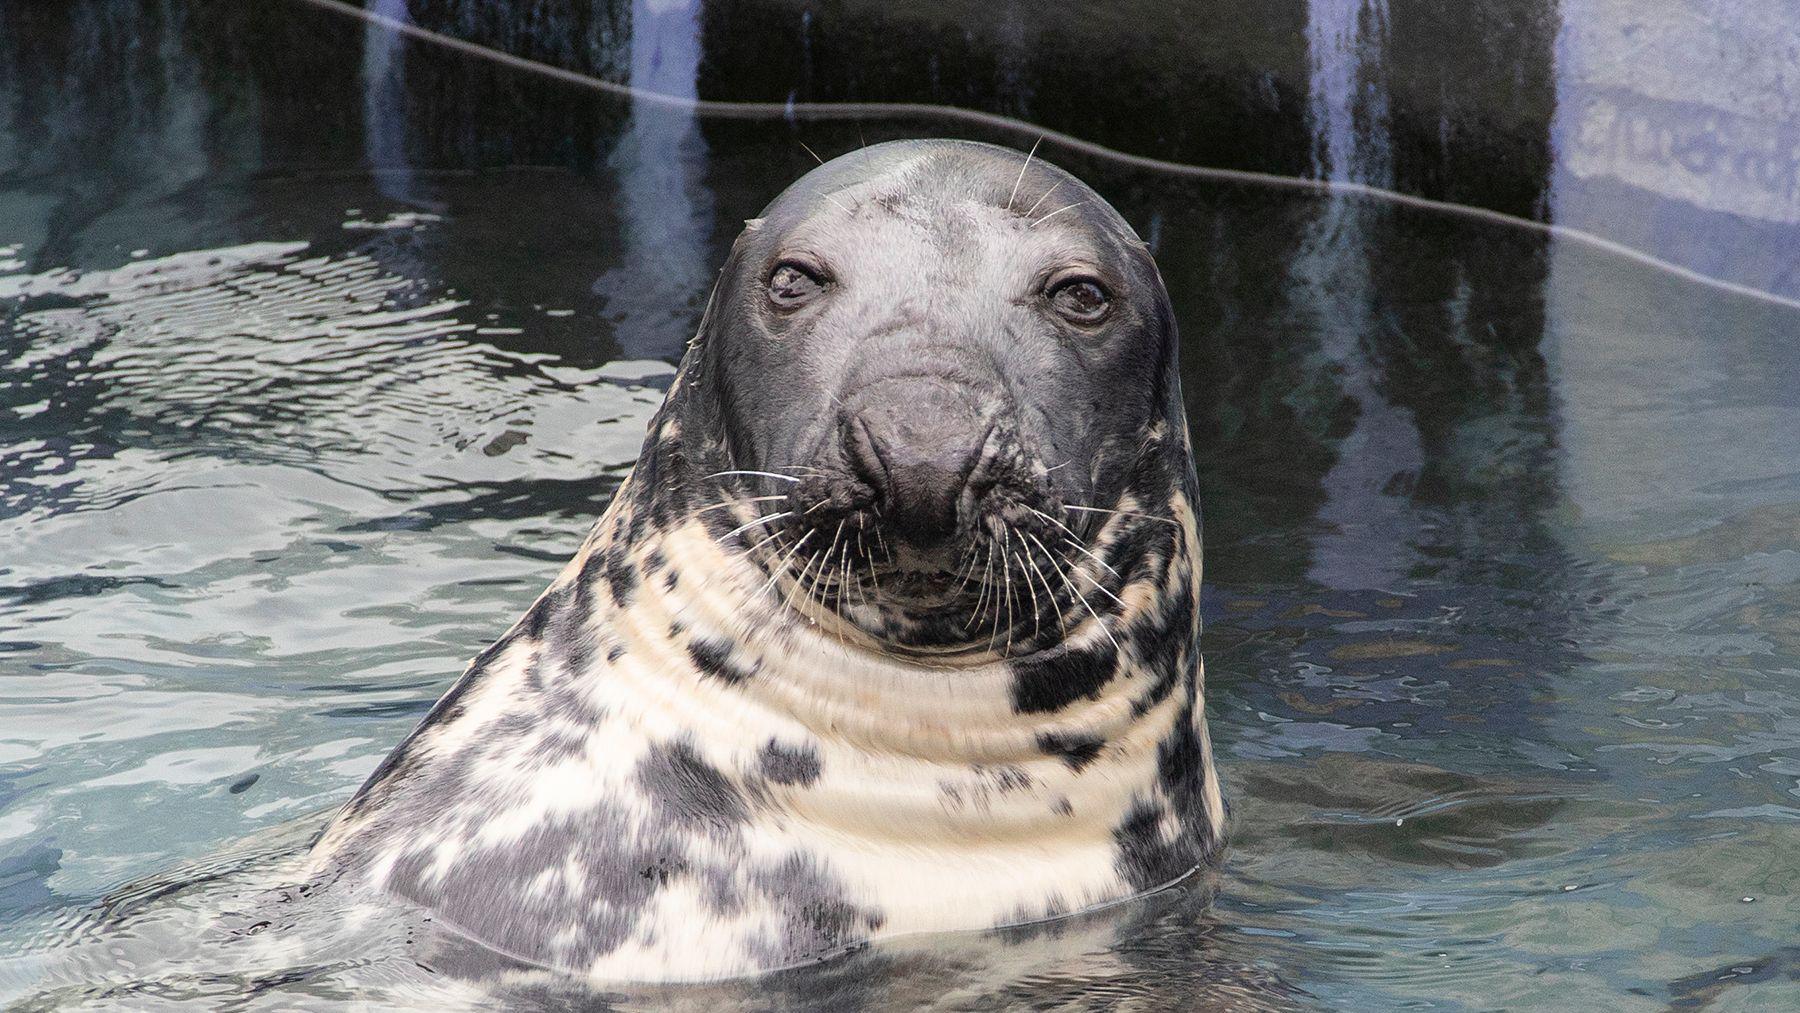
top-left (842, 391), bottom-right (992, 548)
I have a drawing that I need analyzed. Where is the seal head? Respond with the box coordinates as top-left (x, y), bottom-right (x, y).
top-left (308, 139), bottom-right (1223, 982)
top-left (687, 140), bottom-right (1183, 652)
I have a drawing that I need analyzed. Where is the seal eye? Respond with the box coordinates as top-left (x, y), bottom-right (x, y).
top-left (768, 261), bottom-right (825, 309)
top-left (1048, 277), bottom-right (1112, 324)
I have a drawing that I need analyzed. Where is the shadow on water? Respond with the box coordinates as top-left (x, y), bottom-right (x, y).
top-left (4, 0), bottom-right (1800, 1008)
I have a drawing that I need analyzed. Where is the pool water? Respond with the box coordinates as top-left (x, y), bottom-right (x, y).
top-left (4, 1), bottom-right (1800, 1008)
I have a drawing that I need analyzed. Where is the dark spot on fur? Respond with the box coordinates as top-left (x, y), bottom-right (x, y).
top-left (602, 545), bottom-right (637, 606)
top-left (541, 579), bottom-right (600, 678)
top-left (1114, 799), bottom-right (1184, 891)
top-left (645, 548), bottom-right (667, 573)
top-left (1038, 732), bottom-right (1105, 771)
top-left (1129, 583), bottom-right (1195, 717)
top-left (1097, 507), bottom-right (1174, 580)
top-left (640, 856), bottom-right (685, 885)
top-left (336, 625), bottom-right (524, 822)
top-left (1010, 639), bottom-right (1119, 713)
top-left (1113, 792), bottom-right (1209, 893)
top-left (636, 739), bottom-right (747, 834)
top-left (382, 806), bottom-right (688, 969)
top-left (520, 591), bottom-right (554, 639)
top-left (688, 635), bottom-right (759, 684)
top-left (758, 739), bottom-right (822, 786)
top-left (748, 853), bottom-right (885, 966)
top-left (988, 765), bottom-right (1032, 792)
top-left (527, 725), bottom-right (590, 763)
top-left (606, 643), bottom-right (627, 663)
top-left (991, 895), bottom-right (1073, 943)
top-left (1156, 702), bottom-right (1219, 858)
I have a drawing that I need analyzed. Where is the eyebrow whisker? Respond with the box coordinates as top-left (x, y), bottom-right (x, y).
top-left (1007, 136), bottom-right (1043, 212)
top-left (1030, 201), bottom-right (1086, 228)
top-left (1025, 181), bottom-right (1062, 218)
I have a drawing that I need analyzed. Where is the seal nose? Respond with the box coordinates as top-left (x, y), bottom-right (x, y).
top-left (844, 392), bottom-right (989, 546)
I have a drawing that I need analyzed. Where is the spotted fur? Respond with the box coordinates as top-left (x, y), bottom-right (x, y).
top-left (306, 141), bottom-right (1224, 983)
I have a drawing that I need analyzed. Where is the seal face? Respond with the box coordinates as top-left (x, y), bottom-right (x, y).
top-left (307, 139), bottom-right (1225, 982)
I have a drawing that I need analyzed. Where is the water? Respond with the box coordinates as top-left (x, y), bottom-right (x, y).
top-left (3, 0), bottom-right (1800, 1008)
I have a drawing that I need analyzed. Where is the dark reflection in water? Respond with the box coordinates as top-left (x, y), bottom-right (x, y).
top-left (4, 0), bottom-right (1800, 1009)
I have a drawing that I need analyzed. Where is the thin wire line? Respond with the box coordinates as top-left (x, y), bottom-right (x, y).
top-left (292, 0), bottom-right (1800, 315)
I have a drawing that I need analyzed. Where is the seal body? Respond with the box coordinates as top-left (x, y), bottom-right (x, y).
top-left (307, 139), bottom-right (1224, 982)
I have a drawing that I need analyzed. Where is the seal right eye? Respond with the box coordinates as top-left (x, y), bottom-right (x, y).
top-left (768, 261), bottom-right (825, 309)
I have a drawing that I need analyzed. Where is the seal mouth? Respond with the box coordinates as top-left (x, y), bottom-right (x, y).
top-left (714, 453), bottom-right (1118, 656)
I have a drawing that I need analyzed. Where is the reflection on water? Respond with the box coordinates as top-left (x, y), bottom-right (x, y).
top-left (4, 0), bottom-right (1800, 1008)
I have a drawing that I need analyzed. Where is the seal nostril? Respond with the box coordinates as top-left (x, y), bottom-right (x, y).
top-left (844, 416), bottom-right (893, 500)
top-left (841, 401), bottom-right (988, 546)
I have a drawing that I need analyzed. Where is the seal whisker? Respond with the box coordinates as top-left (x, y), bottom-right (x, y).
top-left (1001, 527), bottom-right (1018, 655)
top-left (830, 540), bottom-right (854, 653)
top-left (965, 543), bottom-right (989, 630)
top-left (1029, 200), bottom-right (1086, 228)
top-left (1062, 504), bottom-right (1181, 528)
top-left (784, 547), bottom-right (827, 616)
top-left (1024, 180), bottom-right (1062, 218)
top-left (990, 558), bottom-right (1008, 653)
top-left (822, 519), bottom-right (848, 596)
top-left (836, 536), bottom-right (857, 606)
top-left (1021, 534), bottom-right (1067, 633)
top-left (707, 469), bottom-right (802, 484)
top-left (1006, 136), bottom-right (1042, 212)
top-left (798, 140), bottom-right (826, 166)
top-left (757, 529), bottom-right (815, 602)
top-left (848, 550), bottom-right (870, 606)
top-left (967, 539), bottom-right (998, 630)
top-left (1035, 534), bottom-right (1120, 653)
top-left (695, 494), bottom-right (789, 518)
top-left (954, 544), bottom-right (985, 593)
top-left (727, 511), bottom-right (792, 539)
top-left (1024, 503), bottom-right (1088, 544)
top-left (1028, 506), bottom-right (1123, 578)
top-left (984, 536), bottom-right (1008, 651)
top-left (744, 530), bottom-right (789, 570)
top-left (1059, 534), bottom-right (1123, 580)
top-left (852, 524), bottom-right (879, 598)
top-left (1014, 546), bottom-right (1042, 642)
top-left (1067, 556), bottom-right (1127, 611)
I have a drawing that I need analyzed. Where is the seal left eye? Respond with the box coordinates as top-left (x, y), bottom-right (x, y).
top-left (768, 261), bottom-right (825, 309)
top-left (1048, 277), bottom-right (1111, 324)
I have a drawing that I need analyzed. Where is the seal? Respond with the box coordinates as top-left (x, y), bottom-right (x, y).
top-left (306, 138), bottom-right (1225, 982)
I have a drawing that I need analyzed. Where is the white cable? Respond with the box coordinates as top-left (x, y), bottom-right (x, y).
top-left (292, 0), bottom-right (1800, 314)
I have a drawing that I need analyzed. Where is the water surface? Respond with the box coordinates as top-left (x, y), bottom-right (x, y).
top-left (3, 1), bottom-right (1799, 1008)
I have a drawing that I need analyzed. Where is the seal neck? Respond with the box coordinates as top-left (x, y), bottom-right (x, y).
top-left (593, 502), bottom-right (1181, 764)
top-left (568, 462), bottom-right (1221, 898)
top-left (565, 392), bottom-right (1221, 874)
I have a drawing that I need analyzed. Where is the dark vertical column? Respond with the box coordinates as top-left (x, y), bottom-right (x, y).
top-left (1369, 0), bottom-right (1561, 523)
top-left (1380, 0), bottom-right (1559, 218)
top-left (695, 0), bottom-right (1315, 177)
